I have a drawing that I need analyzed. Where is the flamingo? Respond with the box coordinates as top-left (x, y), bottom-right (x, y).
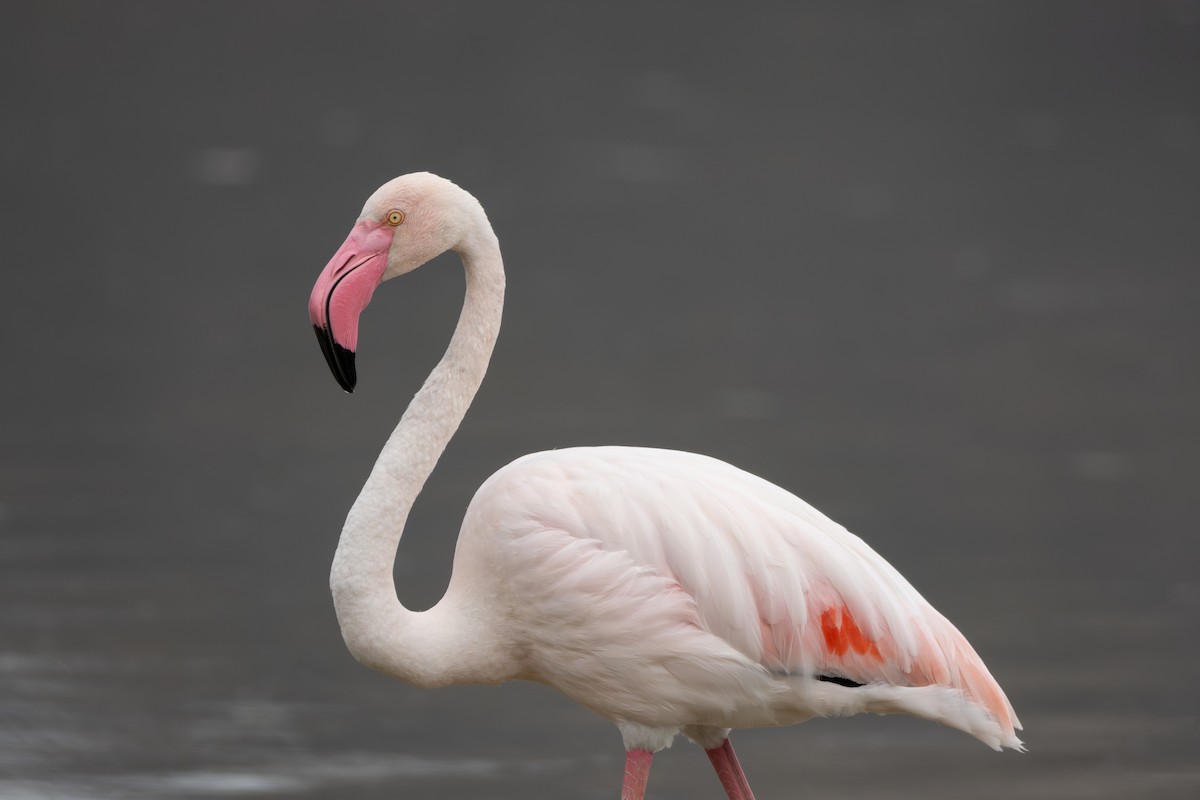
top-left (307, 172), bottom-right (1023, 800)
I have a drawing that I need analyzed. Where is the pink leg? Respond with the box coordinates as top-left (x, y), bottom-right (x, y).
top-left (621, 748), bottom-right (654, 800)
top-left (705, 738), bottom-right (757, 800)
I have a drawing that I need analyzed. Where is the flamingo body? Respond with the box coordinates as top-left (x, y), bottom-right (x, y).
top-left (307, 172), bottom-right (1022, 799)
top-left (452, 446), bottom-right (1020, 751)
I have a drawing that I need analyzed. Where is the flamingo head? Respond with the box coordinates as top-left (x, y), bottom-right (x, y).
top-left (309, 172), bottom-right (480, 392)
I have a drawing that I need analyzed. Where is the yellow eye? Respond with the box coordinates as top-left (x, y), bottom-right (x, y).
top-left (385, 209), bottom-right (405, 226)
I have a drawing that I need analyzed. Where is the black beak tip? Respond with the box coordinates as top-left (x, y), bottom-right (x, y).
top-left (336, 369), bottom-right (357, 393)
top-left (313, 325), bottom-right (358, 393)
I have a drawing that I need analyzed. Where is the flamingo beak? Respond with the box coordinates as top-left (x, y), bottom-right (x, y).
top-left (308, 221), bottom-right (396, 392)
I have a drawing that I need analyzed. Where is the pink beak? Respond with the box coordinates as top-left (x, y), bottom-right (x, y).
top-left (308, 221), bottom-right (396, 392)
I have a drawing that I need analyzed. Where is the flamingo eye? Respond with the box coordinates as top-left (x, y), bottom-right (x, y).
top-left (385, 209), bottom-right (405, 226)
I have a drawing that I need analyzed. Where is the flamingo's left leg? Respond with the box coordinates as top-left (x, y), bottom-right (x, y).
top-left (705, 738), bottom-right (757, 800)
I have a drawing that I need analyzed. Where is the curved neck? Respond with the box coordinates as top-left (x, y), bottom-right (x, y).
top-left (329, 222), bottom-right (506, 687)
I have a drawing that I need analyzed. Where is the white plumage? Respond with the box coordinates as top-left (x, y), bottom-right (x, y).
top-left (308, 173), bottom-right (1022, 800)
top-left (458, 446), bottom-right (1021, 751)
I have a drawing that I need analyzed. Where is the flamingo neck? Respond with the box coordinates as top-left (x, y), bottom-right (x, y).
top-left (329, 220), bottom-right (507, 688)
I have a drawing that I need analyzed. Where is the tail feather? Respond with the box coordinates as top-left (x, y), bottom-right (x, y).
top-left (803, 679), bottom-right (1024, 751)
top-left (884, 684), bottom-right (1024, 751)
top-left (897, 613), bottom-right (1023, 749)
top-left (948, 634), bottom-right (1023, 747)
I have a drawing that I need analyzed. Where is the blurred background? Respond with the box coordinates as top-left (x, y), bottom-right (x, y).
top-left (2, 2), bottom-right (1198, 798)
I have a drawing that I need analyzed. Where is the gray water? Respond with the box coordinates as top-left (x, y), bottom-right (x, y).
top-left (2, 2), bottom-right (1198, 798)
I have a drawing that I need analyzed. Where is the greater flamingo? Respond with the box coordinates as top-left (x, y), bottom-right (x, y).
top-left (307, 173), bottom-right (1023, 799)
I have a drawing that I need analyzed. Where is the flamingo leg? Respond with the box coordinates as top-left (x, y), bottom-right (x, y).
top-left (705, 739), bottom-right (757, 800)
top-left (620, 749), bottom-right (654, 800)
